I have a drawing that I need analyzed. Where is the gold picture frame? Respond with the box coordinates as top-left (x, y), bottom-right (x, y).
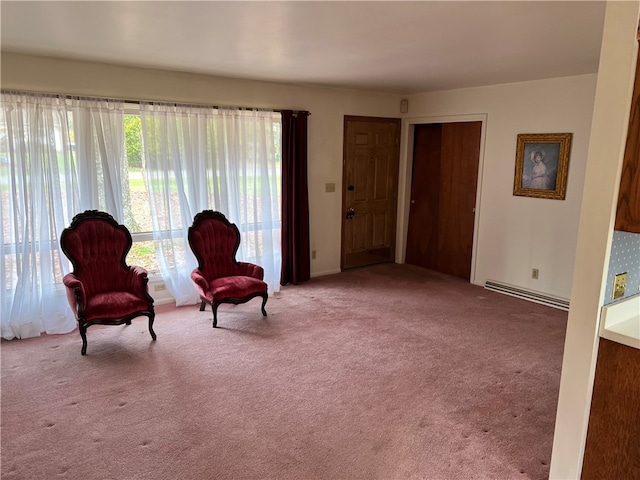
top-left (513, 133), bottom-right (572, 200)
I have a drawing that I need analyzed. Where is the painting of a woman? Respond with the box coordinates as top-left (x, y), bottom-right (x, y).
top-left (528, 150), bottom-right (548, 189)
top-left (513, 133), bottom-right (572, 200)
top-left (520, 142), bottom-right (560, 191)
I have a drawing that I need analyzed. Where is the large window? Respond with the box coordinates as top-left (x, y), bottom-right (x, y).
top-left (1, 92), bottom-right (283, 338)
top-left (0, 109), bottom-right (161, 281)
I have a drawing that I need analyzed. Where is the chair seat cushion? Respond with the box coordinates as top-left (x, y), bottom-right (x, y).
top-left (206, 276), bottom-right (267, 302)
top-left (84, 292), bottom-right (150, 321)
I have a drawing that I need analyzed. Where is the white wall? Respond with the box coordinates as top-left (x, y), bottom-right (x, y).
top-left (398, 75), bottom-right (598, 300)
top-left (0, 52), bottom-right (402, 279)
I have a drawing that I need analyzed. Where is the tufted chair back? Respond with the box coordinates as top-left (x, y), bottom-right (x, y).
top-left (188, 211), bottom-right (243, 280)
top-left (60, 210), bottom-right (133, 296)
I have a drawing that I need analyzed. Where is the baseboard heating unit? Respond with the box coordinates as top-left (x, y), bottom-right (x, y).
top-left (484, 280), bottom-right (570, 311)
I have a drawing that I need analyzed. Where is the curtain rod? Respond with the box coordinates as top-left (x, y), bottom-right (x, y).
top-left (122, 99), bottom-right (310, 116)
top-left (1, 89), bottom-right (310, 115)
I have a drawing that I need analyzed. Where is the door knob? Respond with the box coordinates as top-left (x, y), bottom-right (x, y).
top-left (346, 207), bottom-right (355, 220)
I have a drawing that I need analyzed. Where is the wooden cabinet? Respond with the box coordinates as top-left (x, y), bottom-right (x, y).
top-left (582, 339), bottom-right (640, 480)
top-left (615, 43), bottom-right (640, 233)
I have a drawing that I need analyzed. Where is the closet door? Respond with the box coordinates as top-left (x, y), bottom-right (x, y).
top-left (405, 122), bottom-right (481, 280)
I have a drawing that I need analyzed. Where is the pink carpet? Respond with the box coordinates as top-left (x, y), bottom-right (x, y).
top-left (1, 264), bottom-right (567, 479)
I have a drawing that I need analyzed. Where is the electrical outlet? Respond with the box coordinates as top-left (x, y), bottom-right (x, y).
top-left (613, 272), bottom-right (627, 300)
top-left (155, 283), bottom-right (167, 291)
top-left (311, 250), bottom-right (317, 260)
top-left (325, 183), bottom-right (336, 193)
top-left (532, 268), bottom-right (539, 280)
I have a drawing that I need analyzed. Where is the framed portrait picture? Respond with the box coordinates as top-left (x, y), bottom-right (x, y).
top-left (513, 133), bottom-right (572, 200)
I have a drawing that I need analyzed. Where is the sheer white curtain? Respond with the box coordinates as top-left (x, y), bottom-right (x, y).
top-left (140, 103), bottom-right (281, 305)
top-left (71, 97), bottom-right (126, 221)
top-left (214, 108), bottom-right (282, 292)
top-left (0, 92), bottom-right (126, 340)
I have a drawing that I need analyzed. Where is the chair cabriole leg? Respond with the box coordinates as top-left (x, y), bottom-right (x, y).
top-left (261, 295), bottom-right (268, 316)
top-left (212, 303), bottom-right (219, 328)
top-left (199, 300), bottom-right (206, 312)
top-left (148, 312), bottom-right (157, 341)
top-left (80, 324), bottom-right (88, 356)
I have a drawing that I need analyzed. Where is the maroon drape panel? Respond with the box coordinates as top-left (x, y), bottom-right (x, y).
top-left (280, 110), bottom-right (310, 285)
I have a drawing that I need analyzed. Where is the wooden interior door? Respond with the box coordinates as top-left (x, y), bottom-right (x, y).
top-left (341, 116), bottom-right (401, 270)
top-left (405, 121), bottom-right (481, 279)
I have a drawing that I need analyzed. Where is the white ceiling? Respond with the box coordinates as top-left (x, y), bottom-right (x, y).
top-left (0, 1), bottom-right (607, 95)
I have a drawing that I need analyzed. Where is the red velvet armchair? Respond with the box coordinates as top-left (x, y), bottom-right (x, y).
top-left (60, 210), bottom-right (156, 355)
top-left (188, 210), bottom-right (268, 327)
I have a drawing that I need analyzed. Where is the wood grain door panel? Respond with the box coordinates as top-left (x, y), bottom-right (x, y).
top-left (615, 44), bottom-right (640, 233)
top-left (342, 117), bottom-right (400, 270)
top-left (437, 122), bottom-right (480, 278)
top-left (405, 124), bottom-right (441, 270)
top-left (582, 339), bottom-right (640, 479)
